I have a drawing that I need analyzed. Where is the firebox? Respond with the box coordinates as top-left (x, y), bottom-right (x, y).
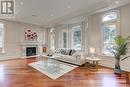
top-left (26, 47), bottom-right (36, 56)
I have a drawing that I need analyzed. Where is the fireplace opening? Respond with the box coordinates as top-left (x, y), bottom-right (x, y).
top-left (26, 47), bottom-right (36, 56)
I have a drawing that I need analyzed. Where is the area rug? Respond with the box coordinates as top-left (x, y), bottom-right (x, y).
top-left (28, 59), bottom-right (78, 80)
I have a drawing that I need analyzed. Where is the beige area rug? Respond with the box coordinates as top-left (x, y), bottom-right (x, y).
top-left (29, 59), bottom-right (78, 80)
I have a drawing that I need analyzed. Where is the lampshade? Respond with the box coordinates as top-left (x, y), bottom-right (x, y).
top-left (90, 47), bottom-right (95, 53)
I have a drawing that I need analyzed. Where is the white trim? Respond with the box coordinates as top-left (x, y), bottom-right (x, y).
top-left (49, 28), bottom-right (55, 51)
top-left (102, 11), bottom-right (117, 22)
top-left (102, 10), bottom-right (120, 35)
top-left (0, 21), bottom-right (5, 53)
top-left (71, 25), bottom-right (82, 50)
top-left (61, 30), bottom-right (68, 48)
top-left (101, 11), bottom-right (120, 56)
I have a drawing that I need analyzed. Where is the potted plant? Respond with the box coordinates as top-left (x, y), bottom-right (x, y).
top-left (112, 35), bottom-right (130, 74)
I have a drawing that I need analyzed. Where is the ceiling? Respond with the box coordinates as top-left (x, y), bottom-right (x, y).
top-left (4, 0), bottom-right (130, 27)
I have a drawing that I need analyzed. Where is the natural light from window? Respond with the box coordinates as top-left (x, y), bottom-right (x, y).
top-left (102, 12), bottom-right (117, 22)
top-left (0, 23), bottom-right (4, 49)
top-left (72, 26), bottom-right (81, 50)
top-left (102, 12), bottom-right (117, 56)
top-left (62, 31), bottom-right (67, 48)
top-left (50, 28), bottom-right (55, 51)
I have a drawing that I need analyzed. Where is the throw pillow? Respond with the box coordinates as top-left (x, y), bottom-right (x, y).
top-left (55, 48), bottom-right (61, 53)
top-left (61, 49), bottom-right (67, 55)
top-left (71, 49), bottom-right (76, 55)
top-left (68, 49), bottom-right (72, 55)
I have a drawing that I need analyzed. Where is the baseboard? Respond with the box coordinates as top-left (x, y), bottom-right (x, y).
top-left (20, 55), bottom-right (40, 58)
top-left (0, 57), bottom-right (21, 61)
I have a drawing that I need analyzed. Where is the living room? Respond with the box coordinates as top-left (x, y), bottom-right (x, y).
top-left (0, 0), bottom-right (130, 87)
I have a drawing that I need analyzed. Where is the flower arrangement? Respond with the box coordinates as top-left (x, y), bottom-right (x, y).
top-left (25, 30), bottom-right (38, 41)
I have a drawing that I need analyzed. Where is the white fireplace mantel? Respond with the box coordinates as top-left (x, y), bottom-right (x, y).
top-left (20, 41), bottom-right (42, 58)
top-left (21, 41), bottom-right (41, 46)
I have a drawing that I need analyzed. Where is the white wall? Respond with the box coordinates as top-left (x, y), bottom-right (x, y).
top-left (20, 23), bottom-right (46, 45)
top-left (88, 4), bottom-right (130, 72)
top-left (0, 20), bottom-right (46, 60)
top-left (0, 21), bottom-right (21, 60)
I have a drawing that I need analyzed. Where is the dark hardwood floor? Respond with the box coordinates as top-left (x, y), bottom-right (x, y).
top-left (0, 57), bottom-right (129, 87)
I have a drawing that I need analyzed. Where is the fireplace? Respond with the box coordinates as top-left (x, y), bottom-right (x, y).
top-left (26, 47), bottom-right (36, 56)
top-left (21, 42), bottom-right (41, 57)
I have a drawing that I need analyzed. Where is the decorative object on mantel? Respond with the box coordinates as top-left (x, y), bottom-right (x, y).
top-left (25, 30), bottom-right (38, 41)
top-left (43, 47), bottom-right (46, 52)
top-left (42, 44), bottom-right (48, 53)
top-left (112, 35), bottom-right (130, 75)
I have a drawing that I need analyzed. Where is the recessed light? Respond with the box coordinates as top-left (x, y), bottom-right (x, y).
top-left (51, 14), bottom-right (54, 16)
top-left (115, 0), bottom-right (119, 4)
top-left (68, 5), bottom-right (71, 9)
top-left (32, 15), bottom-right (36, 17)
top-left (20, 2), bottom-right (24, 5)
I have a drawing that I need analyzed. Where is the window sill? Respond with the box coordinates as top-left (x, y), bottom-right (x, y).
top-left (75, 49), bottom-right (82, 52)
top-left (73, 48), bottom-right (81, 50)
top-left (0, 53), bottom-right (6, 55)
top-left (100, 54), bottom-right (114, 58)
top-left (0, 50), bottom-right (6, 54)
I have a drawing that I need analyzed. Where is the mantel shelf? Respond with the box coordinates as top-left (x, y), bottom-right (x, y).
top-left (21, 41), bottom-right (41, 46)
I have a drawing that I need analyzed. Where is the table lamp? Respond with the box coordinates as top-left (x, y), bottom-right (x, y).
top-left (90, 47), bottom-right (95, 58)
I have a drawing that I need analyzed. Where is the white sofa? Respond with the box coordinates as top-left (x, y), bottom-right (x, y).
top-left (51, 48), bottom-right (86, 66)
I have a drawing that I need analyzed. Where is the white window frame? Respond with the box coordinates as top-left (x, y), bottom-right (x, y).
top-left (71, 25), bottom-right (81, 50)
top-left (50, 28), bottom-right (55, 51)
top-left (101, 11), bottom-right (119, 56)
top-left (0, 22), bottom-right (5, 53)
top-left (62, 30), bottom-right (67, 48)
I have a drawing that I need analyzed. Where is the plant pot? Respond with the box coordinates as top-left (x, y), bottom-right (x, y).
top-left (114, 68), bottom-right (122, 75)
top-left (114, 59), bottom-right (122, 75)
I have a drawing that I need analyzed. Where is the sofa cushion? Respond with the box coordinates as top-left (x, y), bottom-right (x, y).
top-left (72, 51), bottom-right (81, 57)
top-left (61, 49), bottom-right (68, 55)
top-left (55, 48), bottom-right (76, 56)
top-left (53, 48), bottom-right (86, 65)
top-left (55, 49), bottom-right (61, 53)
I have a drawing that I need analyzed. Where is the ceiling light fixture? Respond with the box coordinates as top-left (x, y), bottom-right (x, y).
top-left (51, 14), bottom-right (54, 17)
top-left (32, 15), bottom-right (36, 17)
top-left (20, 2), bottom-right (24, 5)
top-left (68, 5), bottom-right (71, 9)
top-left (115, 0), bottom-right (119, 4)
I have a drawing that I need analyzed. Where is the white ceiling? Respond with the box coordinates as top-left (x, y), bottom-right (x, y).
top-left (5, 0), bottom-right (130, 27)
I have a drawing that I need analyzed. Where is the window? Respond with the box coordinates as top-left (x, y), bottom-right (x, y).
top-left (50, 28), bottom-right (55, 51)
top-left (102, 12), bottom-right (117, 22)
top-left (102, 12), bottom-right (117, 55)
top-left (72, 26), bottom-right (81, 50)
top-left (62, 31), bottom-right (67, 48)
top-left (0, 23), bottom-right (4, 51)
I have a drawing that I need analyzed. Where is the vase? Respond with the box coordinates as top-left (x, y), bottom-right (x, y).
top-left (114, 59), bottom-right (121, 75)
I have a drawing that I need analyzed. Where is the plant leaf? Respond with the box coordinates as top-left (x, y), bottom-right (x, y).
top-left (115, 35), bottom-right (126, 46)
top-left (121, 56), bottom-right (130, 61)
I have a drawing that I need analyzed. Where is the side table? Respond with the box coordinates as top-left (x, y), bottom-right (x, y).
top-left (85, 57), bottom-right (101, 70)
